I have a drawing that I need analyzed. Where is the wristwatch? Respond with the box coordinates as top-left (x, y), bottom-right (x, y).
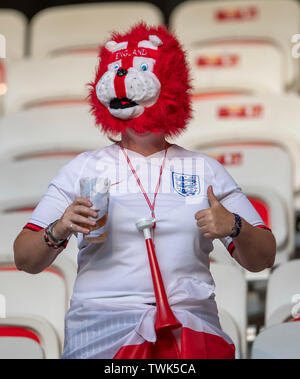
top-left (230, 213), bottom-right (242, 238)
top-left (44, 220), bottom-right (68, 249)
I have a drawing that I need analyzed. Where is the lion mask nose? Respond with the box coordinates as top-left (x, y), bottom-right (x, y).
top-left (117, 68), bottom-right (128, 77)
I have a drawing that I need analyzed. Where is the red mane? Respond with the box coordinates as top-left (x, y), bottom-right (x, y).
top-left (88, 23), bottom-right (192, 137)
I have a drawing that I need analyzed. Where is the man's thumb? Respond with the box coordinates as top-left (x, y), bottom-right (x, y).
top-left (207, 185), bottom-right (219, 207)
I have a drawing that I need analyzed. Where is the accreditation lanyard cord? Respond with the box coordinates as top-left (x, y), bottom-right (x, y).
top-left (119, 143), bottom-right (169, 236)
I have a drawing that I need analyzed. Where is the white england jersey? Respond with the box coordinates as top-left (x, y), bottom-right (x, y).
top-left (25, 144), bottom-right (265, 358)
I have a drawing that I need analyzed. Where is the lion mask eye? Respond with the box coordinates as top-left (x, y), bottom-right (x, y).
top-left (133, 57), bottom-right (154, 72)
top-left (108, 60), bottom-right (122, 71)
top-left (140, 63), bottom-right (148, 71)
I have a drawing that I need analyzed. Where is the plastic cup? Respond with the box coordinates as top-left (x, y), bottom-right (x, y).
top-left (79, 177), bottom-right (110, 243)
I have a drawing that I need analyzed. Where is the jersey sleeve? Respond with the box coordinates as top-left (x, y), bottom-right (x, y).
top-left (24, 152), bottom-right (88, 232)
top-left (206, 157), bottom-right (271, 256)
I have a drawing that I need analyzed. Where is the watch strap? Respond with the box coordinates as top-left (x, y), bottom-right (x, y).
top-left (47, 220), bottom-right (66, 244)
top-left (230, 213), bottom-right (242, 238)
top-left (44, 220), bottom-right (68, 249)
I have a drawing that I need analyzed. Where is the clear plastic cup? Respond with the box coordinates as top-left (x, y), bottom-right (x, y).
top-left (80, 177), bottom-right (110, 243)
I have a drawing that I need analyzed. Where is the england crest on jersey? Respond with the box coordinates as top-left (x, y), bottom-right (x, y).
top-left (172, 172), bottom-right (200, 197)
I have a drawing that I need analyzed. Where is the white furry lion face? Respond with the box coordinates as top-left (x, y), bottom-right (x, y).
top-left (95, 35), bottom-right (163, 120)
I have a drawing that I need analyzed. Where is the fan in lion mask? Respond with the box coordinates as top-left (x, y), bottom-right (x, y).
top-left (14, 23), bottom-right (276, 359)
top-left (89, 22), bottom-right (191, 135)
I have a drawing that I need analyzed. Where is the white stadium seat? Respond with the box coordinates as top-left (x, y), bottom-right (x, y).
top-left (0, 337), bottom-right (44, 359)
top-left (0, 156), bottom-right (91, 281)
top-left (210, 263), bottom-right (247, 358)
top-left (251, 322), bottom-right (300, 359)
top-left (0, 9), bottom-right (27, 59)
top-left (0, 157), bottom-right (74, 211)
top-left (0, 264), bottom-right (69, 349)
top-left (0, 59), bottom-right (6, 115)
top-left (0, 207), bottom-right (77, 348)
top-left (3, 56), bottom-right (98, 114)
top-left (265, 260), bottom-right (300, 327)
top-left (29, 2), bottom-right (163, 57)
top-left (218, 308), bottom-right (241, 359)
top-left (0, 211), bottom-right (78, 303)
top-left (187, 42), bottom-right (284, 95)
top-left (0, 155), bottom-right (90, 277)
top-left (0, 9), bottom-right (26, 115)
top-left (0, 105), bottom-right (110, 162)
top-left (0, 316), bottom-right (60, 359)
top-left (0, 212), bottom-right (78, 348)
top-left (170, 0), bottom-right (300, 90)
top-left (182, 95), bottom-right (300, 209)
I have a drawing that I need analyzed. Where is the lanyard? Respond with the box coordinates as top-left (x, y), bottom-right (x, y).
top-left (119, 143), bottom-right (169, 232)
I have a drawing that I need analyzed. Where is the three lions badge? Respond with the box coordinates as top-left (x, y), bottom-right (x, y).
top-left (172, 172), bottom-right (200, 197)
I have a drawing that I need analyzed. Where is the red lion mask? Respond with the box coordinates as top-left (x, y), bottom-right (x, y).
top-left (89, 23), bottom-right (191, 137)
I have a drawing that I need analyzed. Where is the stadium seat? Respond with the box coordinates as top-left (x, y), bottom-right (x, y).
top-left (29, 2), bottom-right (163, 57)
top-left (0, 9), bottom-right (27, 59)
top-left (187, 41), bottom-right (284, 94)
top-left (3, 56), bottom-right (98, 114)
top-left (0, 262), bottom-right (71, 348)
top-left (0, 156), bottom-right (88, 270)
top-left (210, 263), bottom-right (247, 358)
top-left (0, 316), bottom-right (60, 358)
top-left (0, 59), bottom-right (6, 115)
top-left (170, 0), bottom-right (300, 90)
top-left (251, 322), bottom-right (300, 359)
top-left (265, 260), bottom-right (300, 327)
top-left (0, 157), bottom-right (74, 211)
top-left (0, 212), bottom-right (78, 309)
top-left (0, 59), bottom-right (6, 92)
top-left (0, 337), bottom-right (44, 359)
top-left (184, 95), bottom-right (300, 210)
top-left (0, 105), bottom-right (110, 161)
top-left (218, 308), bottom-right (241, 359)
top-left (0, 156), bottom-right (89, 275)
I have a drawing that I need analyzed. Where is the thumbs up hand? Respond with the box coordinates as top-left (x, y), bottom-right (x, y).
top-left (194, 185), bottom-right (235, 239)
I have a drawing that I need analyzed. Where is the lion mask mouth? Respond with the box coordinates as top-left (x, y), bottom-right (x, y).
top-left (109, 97), bottom-right (138, 110)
